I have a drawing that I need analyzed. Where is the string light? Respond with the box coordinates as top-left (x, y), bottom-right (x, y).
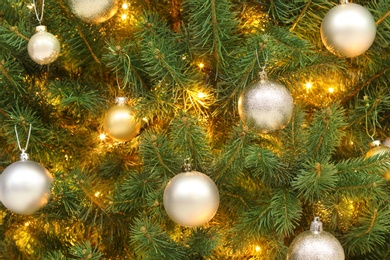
top-left (198, 62), bottom-right (205, 69)
top-left (94, 191), bottom-right (101, 197)
top-left (197, 92), bottom-right (206, 99)
top-left (121, 14), bottom-right (128, 20)
top-left (305, 82), bottom-right (312, 89)
top-left (255, 245), bottom-right (261, 252)
top-left (122, 3), bottom-right (129, 9)
top-left (99, 133), bottom-right (106, 141)
top-left (328, 87), bottom-right (335, 93)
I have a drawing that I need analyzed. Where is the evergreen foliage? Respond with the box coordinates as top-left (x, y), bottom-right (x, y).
top-left (0, 0), bottom-right (389, 259)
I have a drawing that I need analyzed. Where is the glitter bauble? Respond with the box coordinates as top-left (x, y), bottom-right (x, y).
top-left (103, 97), bottom-right (141, 142)
top-left (287, 217), bottom-right (345, 260)
top-left (0, 160), bottom-right (52, 215)
top-left (321, 3), bottom-right (376, 58)
top-left (68, 0), bottom-right (119, 24)
top-left (163, 171), bottom-right (219, 227)
top-left (238, 78), bottom-right (294, 133)
top-left (365, 140), bottom-right (390, 180)
top-left (27, 26), bottom-right (60, 65)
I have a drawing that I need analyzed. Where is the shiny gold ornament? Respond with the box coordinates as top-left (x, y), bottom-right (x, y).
top-left (238, 71), bottom-right (294, 133)
top-left (103, 97), bottom-right (141, 142)
top-left (365, 140), bottom-right (390, 180)
top-left (68, 0), bottom-right (119, 24)
top-left (163, 170), bottom-right (220, 227)
top-left (287, 217), bottom-right (345, 260)
top-left (320, 2), bottom-right (376, 58)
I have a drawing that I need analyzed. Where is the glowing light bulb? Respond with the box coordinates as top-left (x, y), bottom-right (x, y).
top-left (99, 133), bottom-right (106, 140)
top-left (197, 92), bottom-right (206, 99)
top-left (198, 63), bottom-right (205, 69)
top-left (255, 245), bottom-right (261, 252)
top-left (121, 14), bottom-right (128, 20)
top-left (305, 82), bottom-right (312, 89)
top-left (25, 221), bottom-right (30, 226)
top-left (122, 3), bottom-right (129, 9)
top-left (328, 87), bottom-right (335, 93)
top-left (94, 191), bottom-right (101, 197)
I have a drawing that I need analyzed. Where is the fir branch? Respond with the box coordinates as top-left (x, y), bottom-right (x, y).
top-left (289, 0), bottom-right (312, 32)
top-left (376, 10), bottom-right (390, 26)
top-left (75, 26), bottom-right (101, 64)
top-left (341, 66), bottom-right (390, 104)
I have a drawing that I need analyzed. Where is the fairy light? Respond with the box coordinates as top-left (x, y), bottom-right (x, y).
top-left (198, 62), bottom-right (205, 69)
top-left (328, 87), bottom-right (335, 93)
top-left (99, 133), bottom-right (106, 141)
top-left (255, 245), bottom-right (261, 252)
top-left (121, 14), bottom-right (128, 20)
top-left (25, 221), bottom-right (30, 227)
top-left (94, 191), bottom-right (101, 197)
top-left (197, 92), bottom-right (206, 99)
top-left (122, 3), bottom-right (129, 9)
top-left (305, 82), bottom-right (312, 90)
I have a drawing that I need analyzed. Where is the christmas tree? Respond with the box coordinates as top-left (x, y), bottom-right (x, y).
top-left (0, 0), bottom-right (390, 259)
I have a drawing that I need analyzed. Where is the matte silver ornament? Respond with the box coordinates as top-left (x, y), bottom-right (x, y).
top-left (28, 25), bottom-right (60, 65)
top-left (321, 2), bottom-right (376, 58)
top-left (163, 171), bottom-right (219, 227)
top-left (0, 158), bottom-right (52, 215)
top-left (238, 74), bottom-right (294, 133)
top-left (287, 217), bottom-right (345, 260)
top-left (103, 97), bottom-right (141, 142)
top-left (68, 0), bottom-right (119, 24)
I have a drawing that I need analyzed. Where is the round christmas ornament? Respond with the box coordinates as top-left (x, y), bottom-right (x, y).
top-left (103, 97), bottom-right (141, 142)
top-left (320, 1), bottom-right (376, 58)
top-left (287, 217), bottom-right (345, 260)
top-left (238, 71), bottom-right (294, 133)
top-left (0, 125), bottom-right (53, 215)
top-left (365, 140), bottom-right (390, 180)
top-left (163, 163), bottom-right (219, 227)
top-left (28, 27), bottom-right (60, 65)
top-left (68, 0), bottom-right (119, 24)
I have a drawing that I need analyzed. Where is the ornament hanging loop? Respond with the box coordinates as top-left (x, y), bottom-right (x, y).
top-left (15, 124), bottom-right (32, 161)
top-left (33, 0), bottom-right (45, 25)
top-left (340, 0), bottom-right (349, 4)
top-left (255, 48), bottom-right (268, 80)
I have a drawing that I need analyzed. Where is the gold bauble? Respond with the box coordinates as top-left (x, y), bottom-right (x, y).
top-left (103, 100), bottom-right (140, 142)
top-left (365, 141), bottom-right (390, 180)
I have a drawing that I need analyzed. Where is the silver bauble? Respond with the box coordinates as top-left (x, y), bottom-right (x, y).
top-left (321, 3), bottom-right (376, 58)
top-left (68, 0), bottom-right (119, 24)
top-left (0, 159), bottom-right (52, 215)
top-left (163, 171), bottom-right (219, 227)
top-left (28, 26), bottom-right (61, 65)
top-left (287, 217), bottom-right (345, 260)
top-left (103, 97), bottom-right (141, 142)
top-left (238, 77), bottom-right (294, 133)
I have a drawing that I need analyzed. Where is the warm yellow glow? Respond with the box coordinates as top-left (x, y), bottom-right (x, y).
top-left (305, 82), bottom-right (312, 89)
top-left (121, 14), bottom-right (128, 20)
top-left (328, 87), bottom-right (335, 93)
top-left (198, 63), bottom-right (205, 69)
top-left (24, 221), bottom-right (30, 227)
top-left (197, 92), bottom-right (206, 99)
top-left (94, 191), bottom-right (101, 197)
top-left (27, 4), bottom-right (34, 9)
top-left (99, 133), bottom-right (106, 141)
top-left (142, 117), bottom-right (148, 123)
top-left (122, 3), bottom-right (129, 9)
top-left (255, 245), bottom-right (261, 252)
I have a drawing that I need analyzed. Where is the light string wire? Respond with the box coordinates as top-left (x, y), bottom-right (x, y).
top-left (365, 106), bottom-right (377, 141)
top-left (32, 0), bottom-right (45, 25)
top-left (15, 124), bottom-right (32, 153)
